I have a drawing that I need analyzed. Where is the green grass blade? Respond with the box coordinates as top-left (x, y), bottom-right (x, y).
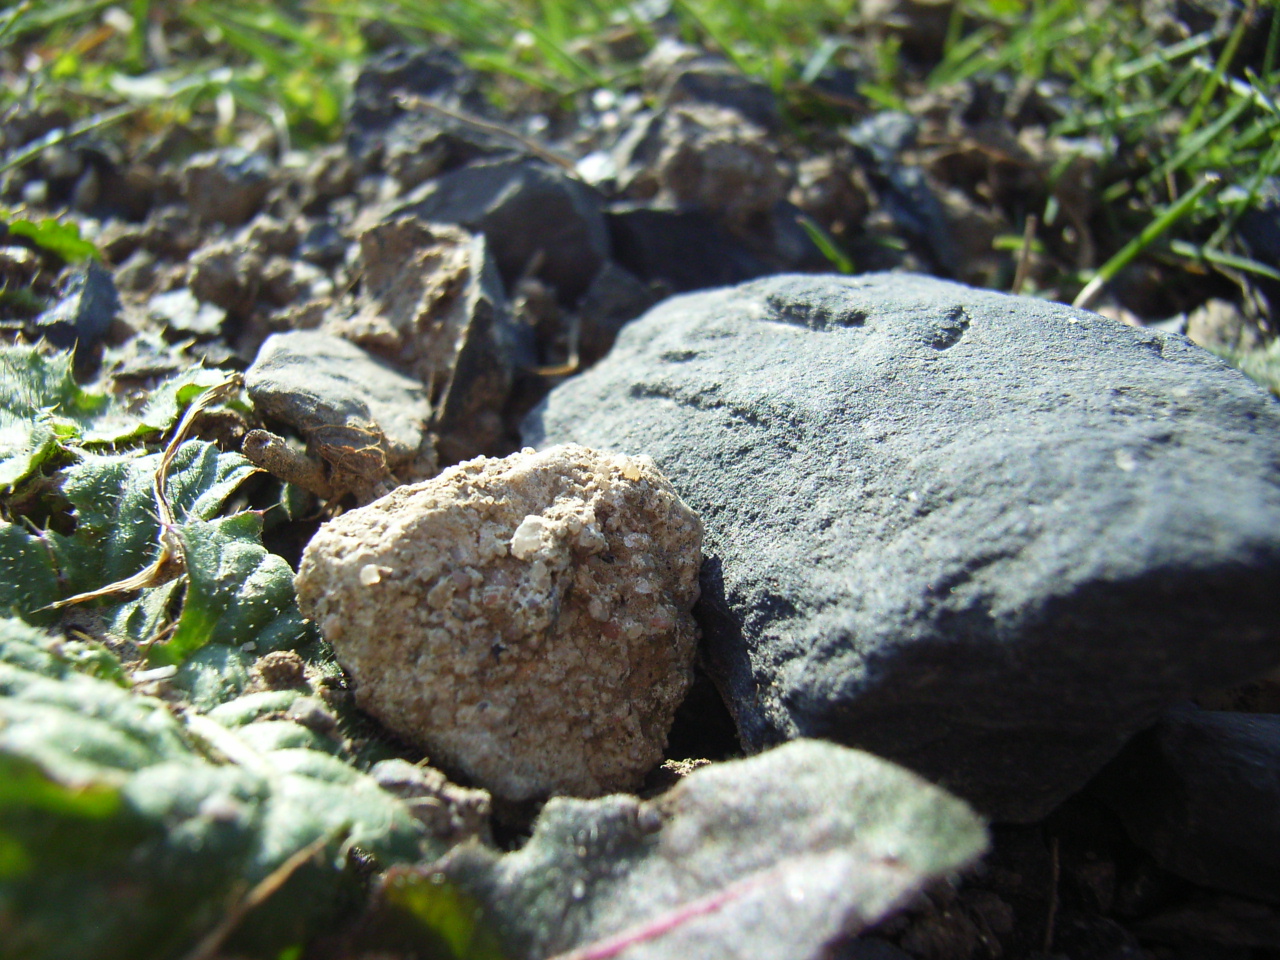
top-left (1074, 177), bottom-right (1216, 309)
top-left (1182, 1), bottom-right (1252, 136)
top-left (1168, 240), bottom-right (1280, 284)
top-left (797, 214), bottom-right (855, 274)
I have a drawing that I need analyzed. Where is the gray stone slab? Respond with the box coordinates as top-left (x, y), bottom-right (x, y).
top-left (524, 272), bottom-right (1280, 821)
top-left (245, 329), bottom-right (431, 470)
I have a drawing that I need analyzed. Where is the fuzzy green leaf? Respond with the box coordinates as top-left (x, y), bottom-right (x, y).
top-left (0, 521), bottom-right (58, 625)
top-left (48, 441), bottom-right (257, 599)
top-left (148, 512), bottom-right (310, 670)
top-left (6, 218), bottom-right (100, 263)
top-left (0, 346), bottom-right (107, 489)
top-left (81, 366), bottom-right (233, 446)
top-left (172, 642), bottom-right (254, 710)
top-left (437, 740), bottom-right (988, 960)
top-left (0, 618), bottom-right (433, 960)
top-left (0, 346), bottom-right (235, 489)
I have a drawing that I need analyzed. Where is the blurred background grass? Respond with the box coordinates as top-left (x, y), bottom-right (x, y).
top-left (2, 0), bottom-right (1277, 351)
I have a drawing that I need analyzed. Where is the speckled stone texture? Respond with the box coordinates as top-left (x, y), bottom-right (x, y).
top-left (295, 444), bottom-right (703, 801)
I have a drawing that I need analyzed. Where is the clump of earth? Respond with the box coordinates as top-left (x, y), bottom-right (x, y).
top-left (296, 443), bottom-right (703, 803)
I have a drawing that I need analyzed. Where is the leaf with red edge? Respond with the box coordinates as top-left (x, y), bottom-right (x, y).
top-left (432, 739), bottom-right (988, 960)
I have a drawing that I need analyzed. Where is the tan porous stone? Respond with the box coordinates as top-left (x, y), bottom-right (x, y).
top-left (295, 443), bottom-right (703, 801)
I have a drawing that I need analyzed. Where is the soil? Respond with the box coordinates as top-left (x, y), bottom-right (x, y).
top-left (2, 8), bottom-right (1278, 959)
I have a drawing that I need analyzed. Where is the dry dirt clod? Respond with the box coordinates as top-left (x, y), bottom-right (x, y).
top-left (370, 758), bottom-right (492, 845)
top-left (295, 443), bottom-right (704, 802)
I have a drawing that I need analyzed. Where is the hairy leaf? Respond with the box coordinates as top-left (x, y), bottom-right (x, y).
top-left (149, 512), bottom-right (310, 670)
top-left (48, 441), bottom-right (257, 599)
top-left (0, 346), bottom-right (106, 489)
top-left (0, 346), bottom-right (232, 489)
top-left (0, 522), bottom-right (58, 625)
top-left (0, 618), bottom-right (433, 960)
top-left (6, 218), bottom-right (100, 263)
top-left (436, 740), bottom-right (988, 960)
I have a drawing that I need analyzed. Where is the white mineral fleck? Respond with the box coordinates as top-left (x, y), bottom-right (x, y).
top-left (295, 443), bottom-right (703, 801)
top-left (510, 514), bottom-right (552, 560)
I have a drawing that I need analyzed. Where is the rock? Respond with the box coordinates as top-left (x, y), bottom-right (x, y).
top-left (395, 156), bottom-right (611, 303)
top-left (0, 244), bottom-right (41, 290)
top-left (252, 649), bottom-right (309, 690)
top-left (1185, 298), bottom-right (1264, 354)
top-left (296, 219), bottom-right (348, 269)
top-left (791, 156), bottom-right (871, 236)
top-left (327, 218), bottom-right (532, 464)
top-left (614, 104), bottom-right (791, 231)
top-left (656, 54), bottom-right (781, 131)
top-left (1095, 706), bottom-right (1280, 903)
top-left (380, 110), bottom-right (511, 190)
top-left (112, 249), bottom-right (159, 293)
top-left (244, 330), bottom-right (436, 502)
top-left (347, 46), bottom-right (486, 157)
top-left (606, 205), bottom-right (769, 294)
top-left (576, 261), bottom-right (660, 365)
top-left (369, 758), bottom-right (492, 845)
top-left (96, 221), bottom-right (145, 264)
top-left (147, 287), bottom-right (226, 340)
top-left (32, 260), bottom-right (120, 350)
top-left (846, 112), bottom-right (962, 275)
top-left (183, 148), bottom-right (272, 226)
top-left (294, 444), bottom-right (703, 801)
top-left (525, 272), bottom-right (1280, 822)
top-left (293, 145), bottom-right (360, 215)
top-left (189, 241), bottom-right (264, 319)
top-left (139, 204), bottom-right (199, 260)
top-left (665, 65), bottom-right (780, 131)
top-left (260, 256), bottom-right (332, 308)
top-left (241, 214), bottom-right (301, 258)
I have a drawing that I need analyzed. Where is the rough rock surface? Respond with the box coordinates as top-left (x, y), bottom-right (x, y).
top-left (394, 156), bottom-right (610, 302)
top-left (182, 147), bottom-right (272, 226)
top-left (244, 330), bottom-right (436, 501)
top-left (32, 260), bottom-right (120, 349)
top-left (606, 206), bottom-right (768, 295)
top-left (525, 272), bottom-right (1280, 821)
top-left (1095, 705), bottom-right (1280, 904)
top-left (613, 104), bottom-right (791, 230)
top-left (326, 218), bottom-right (532, 463)
top-left (295, 444), bottom-right (703, 801)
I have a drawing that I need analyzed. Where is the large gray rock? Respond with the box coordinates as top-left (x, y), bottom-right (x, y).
top-left (524, 272), bottom-right (1280, 821)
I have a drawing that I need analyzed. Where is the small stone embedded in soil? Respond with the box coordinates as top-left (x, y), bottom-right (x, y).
top-left (32, 260), bottom-right (120, 350)
top-left (182, 147), bottom-right (272, 226)
top-left (370, 758), bottom-right (492, 845)
top-left (294, 443), bottom-right (704, 801)
top-left (327, 217), bottom-right (531, 463)
top-left (244, 330), bottom-right (437, 502)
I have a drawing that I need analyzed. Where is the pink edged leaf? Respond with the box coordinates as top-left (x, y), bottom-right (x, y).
top-left (438, 739), bottom-right (988, 960)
